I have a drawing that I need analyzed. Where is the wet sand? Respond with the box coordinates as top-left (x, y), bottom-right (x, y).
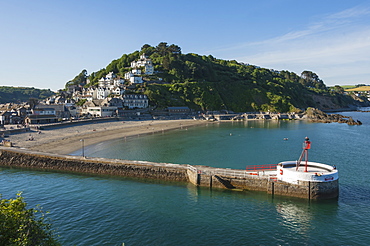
top-left (6, 119), bottom-right (210, 155)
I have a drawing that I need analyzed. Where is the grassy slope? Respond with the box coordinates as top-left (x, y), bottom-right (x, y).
top-left (345, 86), bottom-right (370, 92)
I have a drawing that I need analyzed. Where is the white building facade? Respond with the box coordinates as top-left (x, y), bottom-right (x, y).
top-left (124, 54), bottom-right (155, 85)
top-left (123, 94), bottom-right (149, 109)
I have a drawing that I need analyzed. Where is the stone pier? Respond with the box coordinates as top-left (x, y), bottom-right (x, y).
top-left (0, 147), bottom-right (338, 200)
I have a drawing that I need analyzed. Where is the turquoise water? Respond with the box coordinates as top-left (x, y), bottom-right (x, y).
top-left (2, 111), bottom-right (370, 245)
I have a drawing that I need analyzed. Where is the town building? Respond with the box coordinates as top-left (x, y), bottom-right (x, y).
top-left (123, 94), bottom-right (148, 109)
top-left (80, 98), bottom-right (124, 117)
top-left (130, 54), bottom-right (154, 75)
top-left (124, 54), bottom-right (154, 85)
top-left (98, 71), bottom-right (125, 88)
top-left (33, 104), bottom-right (70, 119)
top-left (168, 106), bottom-right (191, 115)
top-left (24, 115), bottom-right (58, 124)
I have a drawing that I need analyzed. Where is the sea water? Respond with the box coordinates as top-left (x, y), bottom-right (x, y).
top-left (1, 111), bottom-right (370, 245)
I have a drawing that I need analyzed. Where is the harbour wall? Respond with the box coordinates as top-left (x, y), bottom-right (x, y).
top-left (186, 165), bottom-right (338, 199)
top-left (0, 147), bottom-right (338, 200)
top-left (34, 117), bottom-right (120, 130)
top-left (0, 147), bottom-right (188, 182)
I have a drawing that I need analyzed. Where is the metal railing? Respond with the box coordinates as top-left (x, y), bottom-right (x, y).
top-left (187, 165), bottom-right (275, 179)
top-left (245, 164), bottom-right (277, 171)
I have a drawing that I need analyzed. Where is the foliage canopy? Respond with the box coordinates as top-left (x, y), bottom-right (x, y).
top-left (0, 87), bottom-right (54, 104)
top-left (0, 193), bottom-right (60, 246)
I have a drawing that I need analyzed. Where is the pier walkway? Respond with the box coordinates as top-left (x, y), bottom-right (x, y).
top-left (188, 164), bottom-right (277, 179)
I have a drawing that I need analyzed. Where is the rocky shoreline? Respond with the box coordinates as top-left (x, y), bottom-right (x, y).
top-left (304, 108), bottom-right (362, 125)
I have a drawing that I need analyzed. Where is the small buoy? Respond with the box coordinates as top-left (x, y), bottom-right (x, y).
top-left (230, 133), bottom-right (232, 136)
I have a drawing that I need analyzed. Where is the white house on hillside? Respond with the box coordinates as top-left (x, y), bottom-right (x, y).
top-left (97, 87), bottom-right (110, 100)
top-left (98, 72), bottom-right (125, 88)
top-left (130, 54), bottom-right (154, 75)
top-left (123, 94), bottom-right (148, 109)
top-left (124, 54), bottom-right (154, 85)
top-left (124, 69), bottom-right (143, 84)
top-left (72, 72), bottom-right (126, 101)
top-left (81, 98), bottom-right (124, 117)
top-left (76, 87), bottom-right (97, 101)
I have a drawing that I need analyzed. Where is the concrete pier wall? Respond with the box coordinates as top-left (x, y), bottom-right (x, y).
top-left (0, 147), bottom-right (338, 200)
top-left (0, 148), bottom-right (188, 182)
top-left (191, 171), bottom-right (338, 200)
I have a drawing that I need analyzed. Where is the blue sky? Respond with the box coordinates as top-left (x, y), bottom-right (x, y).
top-left (1, 0), bottom-right (370, 91)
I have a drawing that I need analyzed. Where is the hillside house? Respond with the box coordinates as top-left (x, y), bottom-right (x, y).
top-left (0, 111), bottom-right (12, 125)
top-left (130, 54), bottom-right (154, 75)
top-left (123, 94), bottom-right (148, 109)
top-left (79, 87), bottom-right (96, 101)
top-left (33, 104), bottom-right (70, 119)
top-left (98, 72), bottom-right (125, 88)
top-left (97, 87), bottom-right (110, 100)
top-left (124, 54), bottom-right (154, 85)
top-left (0, 103), bottom-right (30, 125)
top-left (84, 106), bottom-right (117, 117)
top-left (125, 70), bottom-right (143, 84)
top-left (81, 98), bottom-right (123, 117)
top-left (111, 87), bottom-right (124, 96)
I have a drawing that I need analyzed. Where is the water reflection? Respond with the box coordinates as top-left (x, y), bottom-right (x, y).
top-left (274, 198), bottom-right (338, 236)
top-left (243, 119), bottom-right (283, 129)
top-left (186, 183), bottom-right (199, 202)
top-left (276, 202), bottom-right (313, 234)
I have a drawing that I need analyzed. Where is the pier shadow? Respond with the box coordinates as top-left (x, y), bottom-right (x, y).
top-left (214, 175), bottom-right (236, 189)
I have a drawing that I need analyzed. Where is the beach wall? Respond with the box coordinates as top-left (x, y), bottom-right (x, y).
top-left (0, 148), bottom-right (188, 182)
top-left (35, 117), bottom-right (120, 130)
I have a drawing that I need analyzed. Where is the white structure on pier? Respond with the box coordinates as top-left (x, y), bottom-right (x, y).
top-left (276, 137), bottom-right (338, 184)
top-left (276, 161), bottom-right (338, 184)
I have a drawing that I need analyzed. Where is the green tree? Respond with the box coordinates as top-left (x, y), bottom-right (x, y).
top-left (332, 85), bottom-right (345, 94)
top-left (106, 60), bottom-right (119, 74)
top-left (140, 44), bottom-right (155, 56)
top-left (156, 42), bottom-right (169, 56)
top-left (65, 69), bottom-right (88, 89)
top-left (168, 44), bottom-right (181, 55)
top-left (300, 71), bottom-right (326, 90)
top-left (141, 44), bottom-right (151, 50)
top-left (0, 193), bottom-right (60, 246)
top-left (28, 98), bottom-right (39, 109)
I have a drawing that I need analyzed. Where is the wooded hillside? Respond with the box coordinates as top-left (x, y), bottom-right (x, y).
top-left (69, 42), bottom-right (359, 112)
top-left (0, 87), bottom-right (54, 104)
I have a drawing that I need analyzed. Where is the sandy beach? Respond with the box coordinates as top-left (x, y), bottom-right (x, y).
top-left (5, 119), bottom-right (210, 155)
